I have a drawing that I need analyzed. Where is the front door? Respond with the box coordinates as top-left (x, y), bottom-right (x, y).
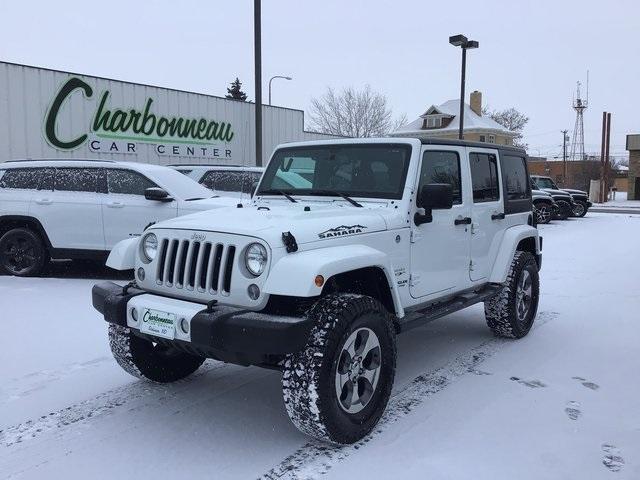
top-left (410, 147), bottom-right (472, 299)
top-left (468, 150), bottom-right (504, 281)
top-left (101, 169), bottom-right (177, 249)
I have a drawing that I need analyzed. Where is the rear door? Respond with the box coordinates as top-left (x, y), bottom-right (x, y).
top-left (31, 167), bottom-right (104, 250)
top-left (468, 149), bottom-right (503, 281)
top-left (101, 169), bottom-right (177, 249)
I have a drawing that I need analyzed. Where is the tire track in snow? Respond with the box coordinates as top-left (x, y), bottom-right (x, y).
top-left (0, 360), bottom-right (227, 448)
top-left (259, 311), bottom-right (558, 480)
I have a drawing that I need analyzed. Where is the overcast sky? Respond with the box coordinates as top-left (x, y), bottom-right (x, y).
top-left (1, 0), bottom-right (637, 158)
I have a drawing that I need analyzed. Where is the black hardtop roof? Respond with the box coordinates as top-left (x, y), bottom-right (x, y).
top-left (419, 138), bottom-right (527, 155)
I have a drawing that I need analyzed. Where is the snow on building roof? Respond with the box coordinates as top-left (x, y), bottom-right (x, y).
top-left (393, 99), bottom-right (516, 137)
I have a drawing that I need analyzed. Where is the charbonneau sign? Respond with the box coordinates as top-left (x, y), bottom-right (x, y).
top-left (44, 77), bottom-right (235, 158)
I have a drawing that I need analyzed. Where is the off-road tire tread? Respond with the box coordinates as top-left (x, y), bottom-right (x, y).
top-left (282, 294), bottom-right (396, 444)
top-left (484, 251), bottom-right (539, 339)
top-left (108, 324), bottom-right (205, 383)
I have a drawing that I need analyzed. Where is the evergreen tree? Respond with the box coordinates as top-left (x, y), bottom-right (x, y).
top-left (226, 78), bottom-right (248, 101)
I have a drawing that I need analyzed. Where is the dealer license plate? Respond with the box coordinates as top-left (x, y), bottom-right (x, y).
top-left (140, 308), bottom-right (176, 340)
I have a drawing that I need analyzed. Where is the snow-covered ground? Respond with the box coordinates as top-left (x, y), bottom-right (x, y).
top-left (1, 213), bottom-right (639, 479)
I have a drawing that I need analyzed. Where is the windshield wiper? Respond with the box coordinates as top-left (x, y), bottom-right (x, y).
top-left (259, 189), bottom-right (297, 203)
top-left (310, 190), bottom-right (363, 208)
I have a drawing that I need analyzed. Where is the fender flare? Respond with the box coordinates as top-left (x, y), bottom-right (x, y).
top-left (263, 244), bottom-right (404, 318)
top-left (489, 225), bottom-right (540, 283)
top-left (106, 238), bottom-right (138, 270)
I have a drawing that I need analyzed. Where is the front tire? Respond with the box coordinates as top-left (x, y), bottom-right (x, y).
top-left (0, 227), bottom-right (47, 277)
top-left (108, 324), bottom-right (205, 383)
top-left (534, 202), bottom-right (553, 224)
top-left (484, 251), bottom-right (539, 339)
top-left (554, 200), bottom-right (571, 220)
top-left (282, 294), bottom-right (396, 444)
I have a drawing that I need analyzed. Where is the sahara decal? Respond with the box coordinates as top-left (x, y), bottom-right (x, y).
top-left (318, 225), bottom-right (367, 239)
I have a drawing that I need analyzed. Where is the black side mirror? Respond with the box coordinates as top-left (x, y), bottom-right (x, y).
top-left (144, 187), bottom-right (173, 202)
top-left (415, 183), bottom-right (453, 225)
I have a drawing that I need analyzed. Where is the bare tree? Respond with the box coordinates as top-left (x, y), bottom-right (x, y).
top-left (482, 106), bottom-right (529, 148)
top-left (308, 85), bottom-right (406, 137)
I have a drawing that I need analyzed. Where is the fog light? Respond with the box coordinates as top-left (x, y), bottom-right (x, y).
top-left (137, 267), bottom-right (145, 281)
top-left (131, 308), bottom-right (138, 322)
top-left (179, 317), bottom-right (189, 334)
top-left (247, 284), bottom-right (260, 300)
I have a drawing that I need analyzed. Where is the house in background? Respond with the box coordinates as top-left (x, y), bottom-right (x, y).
top-left (391, 91), bottom-right (516, 145)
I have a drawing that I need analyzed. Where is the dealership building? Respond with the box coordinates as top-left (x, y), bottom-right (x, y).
top-left (0, 61), bottom-right (338, 166)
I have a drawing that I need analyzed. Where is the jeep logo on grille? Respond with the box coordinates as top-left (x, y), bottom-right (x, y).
top-left (191, 232), bottom-right (207, 241)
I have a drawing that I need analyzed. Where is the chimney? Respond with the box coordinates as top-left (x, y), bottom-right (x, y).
top-left (470, 90), bottom-right (482, 116)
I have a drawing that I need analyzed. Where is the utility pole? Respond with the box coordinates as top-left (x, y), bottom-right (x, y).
top-left (599, 112), bottom-right (612, 203)
top-left (254, 0), bottom-right (262, 167)
top-left (562, 129), bottom-right (568, 184)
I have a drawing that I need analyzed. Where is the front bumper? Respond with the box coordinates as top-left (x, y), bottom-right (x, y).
top-left (92, 282), bottom-right (313, 364)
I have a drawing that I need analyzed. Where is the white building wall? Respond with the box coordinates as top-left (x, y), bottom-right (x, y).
top-left (0, 62), bottom-right (339, 166)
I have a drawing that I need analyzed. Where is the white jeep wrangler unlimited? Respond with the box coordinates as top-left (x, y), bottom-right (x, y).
top-left (93, 138), bottom-right (542, 444)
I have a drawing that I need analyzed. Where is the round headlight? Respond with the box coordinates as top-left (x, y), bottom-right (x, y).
top-left (245, 243), bottom-right (268, 276)
top-left (142, 233), bottom-right (158, 262)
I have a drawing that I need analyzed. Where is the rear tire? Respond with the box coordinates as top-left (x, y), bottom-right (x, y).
top-left (0, 227), bottom-right (47, 277)
top-left (108, 324), bottom-right (205, 383)
top-left (484, 251), bottom-right (539, 339)
top-left (282, 294), bottom-right (396, 444)
top-left (572, 200), bottom-right (588, 217)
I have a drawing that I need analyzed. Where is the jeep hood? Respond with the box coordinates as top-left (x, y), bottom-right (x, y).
top-left (150, 204), bottom-right (389, 246)
top-left (561, 188), bottom-right (588, 196)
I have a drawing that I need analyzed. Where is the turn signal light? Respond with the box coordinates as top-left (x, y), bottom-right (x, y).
top-left (315, 275), bottom-right (325, 287)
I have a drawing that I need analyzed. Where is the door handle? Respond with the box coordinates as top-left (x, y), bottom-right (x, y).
top-left (107, 201), bottom-right (124, 208)
top-left (454, 216), bottom-right (472, 225)
top-left (35, 198), bottom-right (52, 205)
top-left (491, 212), bottom-right (506, 220)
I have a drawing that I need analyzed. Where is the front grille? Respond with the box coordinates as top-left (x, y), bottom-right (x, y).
top-left (156, 238), bottom-right (236, 295)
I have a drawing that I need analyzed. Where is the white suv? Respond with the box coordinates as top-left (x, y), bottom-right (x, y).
top-left (0, 159), bottom-right (237, 276)
top-left (170, 165), bottom-right (263, 200)
top-left (93, 138), bottom-right (541, 444)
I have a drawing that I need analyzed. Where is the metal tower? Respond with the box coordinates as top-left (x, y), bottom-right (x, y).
top-left (569, 76), bottom-right (588, 161)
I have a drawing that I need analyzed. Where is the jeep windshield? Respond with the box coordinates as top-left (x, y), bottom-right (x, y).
top-left (534, 177), bottom-right (558, 189)
top-left (257, 144), bottom-right (412, 200)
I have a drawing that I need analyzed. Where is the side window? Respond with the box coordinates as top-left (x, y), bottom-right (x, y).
top-left (0, 168), bottom-right (43, 189)
top-left (418, 151), bottom-right (462, 205)
top-left (502, 155), bottom-right (529, 200)
top-left (176, 169), bottom-right (192, 176)
top-left (200, 171), bottom-right (217, 190)
top-left (201, 171), bottom-right (252, 193)
top-left (469, 153), bottom-right (500, 202)
top-left (243, 172), bottom-right (262, 194)
top-left (107, 169), bottom-right (157, 195)
top-left (40, 168), bottom-right (55, 191)
top-left (54, 168), bottom-right (98, 193)
top-left (215, 171), bottom-right (244, 192)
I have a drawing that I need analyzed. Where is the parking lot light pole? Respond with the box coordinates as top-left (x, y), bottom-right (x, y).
top-left (449, 34), bottom-right (479, 140)
top-left (268, 76), bottom-right (292, 105)
top-left (254, 0), bottom-right (262, 166)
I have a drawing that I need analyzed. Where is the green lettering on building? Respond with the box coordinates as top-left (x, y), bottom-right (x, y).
top-left (45, 77), bottom-right (235, 150)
